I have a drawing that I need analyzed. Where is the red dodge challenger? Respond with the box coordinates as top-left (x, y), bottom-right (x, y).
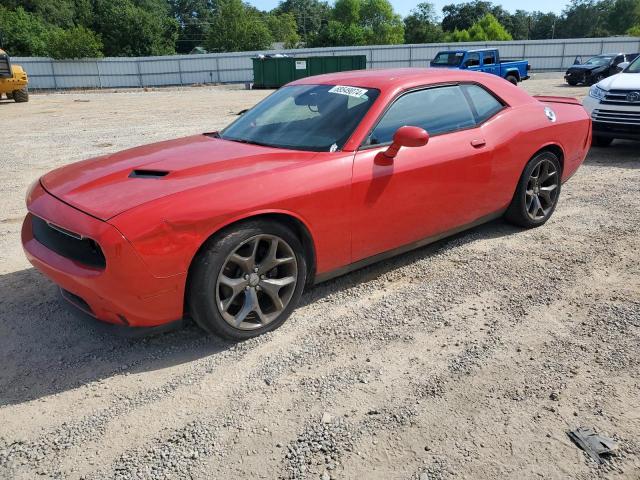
top-left (22, 69), bottom-right (591, 339)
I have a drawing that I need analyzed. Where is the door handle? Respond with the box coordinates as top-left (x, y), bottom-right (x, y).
top-left (471, 138), bottom-right (486, 148)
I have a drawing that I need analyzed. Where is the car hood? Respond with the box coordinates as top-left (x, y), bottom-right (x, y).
top-left (568, 65), bottom-right (602, 72)
top-left (597, 72), bottom-right (640, 90)
top-left (41, 134), bottom-right (317, 220)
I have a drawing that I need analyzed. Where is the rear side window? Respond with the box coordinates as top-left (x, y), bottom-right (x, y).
top-left (366, 85), bottom-right (476, 145)
top-left (483, 52), bottom-right (496, 65)
top-left (462, 84), bottom-right (504, 123)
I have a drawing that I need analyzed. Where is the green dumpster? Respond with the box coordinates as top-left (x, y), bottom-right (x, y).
top-left (252, 55), bottom-right (367, 89)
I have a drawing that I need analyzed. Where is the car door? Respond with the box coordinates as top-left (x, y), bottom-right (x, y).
top-left (481, 51), bottom-right (499, 76)
top-left (611, 55), bottom-right (625, 75)
top-left (463, 52), bottom-right (481, 72)
top-left (350, 84), bottom-right (505, 263)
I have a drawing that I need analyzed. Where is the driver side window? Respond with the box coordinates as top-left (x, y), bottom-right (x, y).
top-left (465, 53), bottom-right (480, 67)
top-left (366, 85), bottom-right (476, 145)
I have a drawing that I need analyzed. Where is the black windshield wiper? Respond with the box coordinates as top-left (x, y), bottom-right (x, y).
top-left (223, 137), bottom-right (277, 148)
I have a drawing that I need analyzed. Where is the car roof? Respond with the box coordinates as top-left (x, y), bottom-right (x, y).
top-left (290, 67), bottom-right (496, 91)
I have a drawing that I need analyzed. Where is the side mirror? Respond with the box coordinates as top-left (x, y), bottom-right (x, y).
top-left (617, 61), bottom-right (630, 72)
top-left (376, 126), bottom-right (429, 165)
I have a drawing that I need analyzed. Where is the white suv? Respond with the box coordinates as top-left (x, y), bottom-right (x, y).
top-left (583, 55), bottom-right (640, 146)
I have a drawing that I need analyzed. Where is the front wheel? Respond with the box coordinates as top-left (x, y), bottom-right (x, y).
top-left (13, 87), bottom-right (28, 103)
top-left (505, 152), bottom-right (561, 228)
top-left (188, 220), bottom-right (307, 340)
top-left (567, 79), bottom-right (578, 86)
top-left (592, 135), bottom-right (613, 147)
top-left (506, 75), bottom-right (518, 85)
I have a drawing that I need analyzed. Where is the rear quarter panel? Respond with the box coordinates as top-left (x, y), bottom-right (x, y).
top-left (481, 99), bottom-right (590, 211)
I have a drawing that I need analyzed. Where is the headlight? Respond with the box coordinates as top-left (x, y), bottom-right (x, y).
top-left (589, 85), bottom-right (606, 100)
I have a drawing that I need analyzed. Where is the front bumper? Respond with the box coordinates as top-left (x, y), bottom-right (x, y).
top-left (565, 70), bottom-right (592, 84)
top-left (592, 121), bottom-right (640, 140)
top-left (582, 96), bottom-right (640, 141)
top-left (22, 182), bottom-right (186, 328)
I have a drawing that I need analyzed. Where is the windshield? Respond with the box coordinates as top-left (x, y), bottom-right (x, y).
top-left (627, 56), bottom-right (640, 73)
top-left (584, 56), bottom-right (612, 66)
top-left (220, 84), bottom-right (380, 152)
top-left (431, 51), bottom-right (464, 67)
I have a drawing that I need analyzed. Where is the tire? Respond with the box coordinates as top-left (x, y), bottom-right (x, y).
top-left (590, 73), bottom-right (605, 86)
top-left (567, 79), bottom-right (578, 86)
top-left (13, 87), bottom-right (29, 103)
top-left (188, 220), bottom-right (307, 340)
top-left (592, 135), bottom-right (613, 147)
top-left (506, 75), bottom-right (518, 85)
top-left (5, 91), bottom-right (13, 100)
top-left (505, 151), bottom-right (562, 228)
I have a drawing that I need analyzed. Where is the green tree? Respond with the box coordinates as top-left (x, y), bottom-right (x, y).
top-left (446, 28), bottom-right (471, 42)
top-left (0, 6), bottom-right (50, 56)
top-left (360, 0), bottom-right (404, 44)
top-left (276, 0), bottom-right (331, 42)
top-left (47, 26), bottom-right (103, 59)
top-left (445, 13), bottom-right (512, 41)
top-left (92, 0), bottom-right (179, 56)
top-left (441, 0), bottom-right (493, 32)
top-left (403, 2), bottom-right (444, 43)
top-left (169, 0), bottom-right (217, 53)
top-left (205, 0), bottom-right (272, 52)
top-left (266, 12), bottom-right (300, 48)
top-left (557, 0), bottom-right (612, 38)
top-left (607, 0), bottom-right (640, 34)
top-left (529, 11), bottom-right (559, 39)
top-left (476, 13), bottom-right (512, 40)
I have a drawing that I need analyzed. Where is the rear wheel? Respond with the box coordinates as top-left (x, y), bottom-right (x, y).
top-left (188, 220), bottom-right (307, 340)
top-left (506, 75), bottom-right (518, 85)
top-left (13, 87), bottom-right (28, 103)
top-left (592, 135), bottom-right (613, 147)
top-left (505, 152), bottom-right (561, 228)
top-left (5, 91), bottom-right (13, 100)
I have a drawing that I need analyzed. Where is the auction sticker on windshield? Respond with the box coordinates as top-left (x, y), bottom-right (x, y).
top-left (328, 85), bottom-right (369, 98)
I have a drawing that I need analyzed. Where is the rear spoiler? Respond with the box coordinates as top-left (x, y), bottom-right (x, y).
top-left (533, 95), bottom-right (581, 105)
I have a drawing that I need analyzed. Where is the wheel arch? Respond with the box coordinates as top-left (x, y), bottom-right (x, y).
top-left (534, 143), bottom-right (565, 173)
top-left (505, 69), bottom-right (520, 81)
top-left (184, 210), bottom-right (318, 314)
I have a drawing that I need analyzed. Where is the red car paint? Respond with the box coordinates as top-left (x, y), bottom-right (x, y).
top-left (22, 68), bottom-right (591, 328)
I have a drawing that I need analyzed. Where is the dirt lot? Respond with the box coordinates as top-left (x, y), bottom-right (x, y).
top-left (0, 74), bottom-right (639, 480)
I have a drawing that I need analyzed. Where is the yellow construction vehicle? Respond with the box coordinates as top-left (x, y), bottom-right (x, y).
top-left (0, 48), bottom-right (28, 102)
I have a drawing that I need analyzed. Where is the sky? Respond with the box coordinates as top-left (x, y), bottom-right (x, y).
top-left (247, 0), bottom-right (569, 17)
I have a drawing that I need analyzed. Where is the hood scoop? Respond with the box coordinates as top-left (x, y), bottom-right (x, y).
top-left (129, 169), bottom-right (170, 179)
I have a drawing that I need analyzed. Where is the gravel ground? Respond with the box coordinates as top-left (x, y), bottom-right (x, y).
top-left (0, 74), bottom-right (639, 480)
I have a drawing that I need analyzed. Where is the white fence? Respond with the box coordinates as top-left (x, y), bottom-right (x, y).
top-left (14, 36), bottom-right (640, 90)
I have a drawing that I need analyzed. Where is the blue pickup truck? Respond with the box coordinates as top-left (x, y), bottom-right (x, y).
top-left (430, 49), bottom-right (530, 84)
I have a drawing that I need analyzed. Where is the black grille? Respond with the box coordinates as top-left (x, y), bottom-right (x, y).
top-left (0, 54), bottom-right (11, 78)
top-left (601, 90), bottom-right (640, 105)
top-left (32, 216), bottom-right (106, 269)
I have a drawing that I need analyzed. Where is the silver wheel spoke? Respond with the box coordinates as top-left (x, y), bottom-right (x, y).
top-left (235, 288), bottom-right (259, 327)
top-left (218, 274), bottom-right (248, 312)
top-left (525, 159), bottom-right (559, 221)
top-left (216, 233), bottom-right (298, 331)
top-left (258, 238), bottom-right (294, 274)
top-left (260, 276), bottom-right (296, 311)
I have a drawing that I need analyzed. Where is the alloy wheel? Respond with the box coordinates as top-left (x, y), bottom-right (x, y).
top-left (525, 158), bottom-right (559, 221)
top-left (215, 234), bottom-right (298, 330)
